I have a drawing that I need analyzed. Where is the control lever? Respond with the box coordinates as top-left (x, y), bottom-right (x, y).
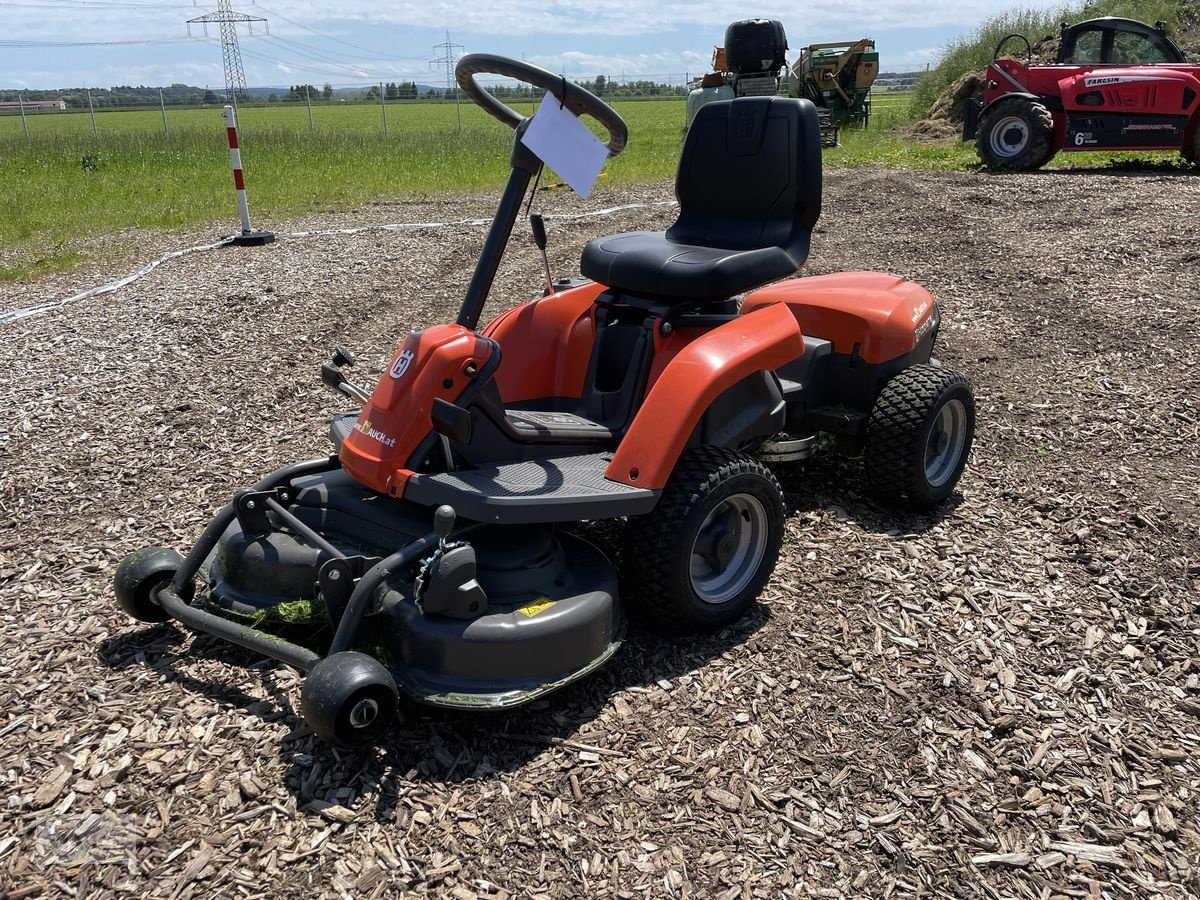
top-left (433, 504), bottom-right (455, 549)
top-left (529, 213), bottom-right (555, 295)
top-left (320, 346), bottom-right (370, 405)
top-left (415, 505), bottom-right (489, 620)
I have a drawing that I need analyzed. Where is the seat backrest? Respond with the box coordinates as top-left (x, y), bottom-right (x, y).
top-left (668, 97), bottom-right (822, 255)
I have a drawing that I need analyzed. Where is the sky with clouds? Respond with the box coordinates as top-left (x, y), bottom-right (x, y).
top-left (3, 0), bottom-right (1063, 90)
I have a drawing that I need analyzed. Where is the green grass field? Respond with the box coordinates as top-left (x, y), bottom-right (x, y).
top-left (0, 93), bottom-right (1182, 283)
top-left (0, 100), bottom-right (691, 281)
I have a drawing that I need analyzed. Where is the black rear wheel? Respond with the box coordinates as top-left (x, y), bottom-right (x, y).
top-left (976, 96), bottom-right (1056, 172)
top-left (864, 365), bottom-right (976, 510)
top-left (622, 447), bottom-right (785, 633)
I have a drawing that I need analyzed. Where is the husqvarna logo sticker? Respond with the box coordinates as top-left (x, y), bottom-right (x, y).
top-left (390, 349), bottom-right (415, 380)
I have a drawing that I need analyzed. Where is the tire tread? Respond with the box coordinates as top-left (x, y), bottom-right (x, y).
top-left (976, 96), bottom-right (1056, 172)
top-left (622, 447), bottom-right (783, 632)
top-left (864, 365), bottom-right (973, 509)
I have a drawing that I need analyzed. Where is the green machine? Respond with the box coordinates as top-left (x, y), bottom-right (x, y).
top-left (686, 22), bottom-right (879, 148)
top-left (790, 40), bottom-right (879, 146)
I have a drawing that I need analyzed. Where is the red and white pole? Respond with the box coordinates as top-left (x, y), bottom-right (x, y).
top-left (223, 105), bottom-right (275, 246)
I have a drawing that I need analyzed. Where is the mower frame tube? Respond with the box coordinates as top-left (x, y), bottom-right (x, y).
top-left (264, 496), bottom-right (345, 560)
top-left (154, 456), bottom-right (341, 672)
top-left (156, 588), bottom-right (322, 670)
top-left (168, 456), bottom-right (340, 598)
top-left (327, 523), bottom-right (482, 655)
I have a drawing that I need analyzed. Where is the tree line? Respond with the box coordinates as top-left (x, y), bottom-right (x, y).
top-left (0, 75), bottom-right (689, 110)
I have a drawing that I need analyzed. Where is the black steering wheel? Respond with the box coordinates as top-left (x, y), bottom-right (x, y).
top-left (455, 53), bottom-right (628, 157)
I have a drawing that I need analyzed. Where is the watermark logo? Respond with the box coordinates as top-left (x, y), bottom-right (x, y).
top-left (354, 418), bottom-right (397, 448)
top-left (33, 811), bottom-right (146, 870)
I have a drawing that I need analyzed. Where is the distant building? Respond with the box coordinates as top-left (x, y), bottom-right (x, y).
top-left (0, 100), bottom-right (67, 112)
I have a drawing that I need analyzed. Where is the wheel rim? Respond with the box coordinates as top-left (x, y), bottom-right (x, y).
top-left (989, 116), bottom-right (1030, 158)
top-left (335, 686), bottom-right (393, 745)
top-left (689, 493), bottom-right (768, 605)
top-left (925, 399), bottom-right (968, 488)
top-left (348, 697), bottom-right (380, 730)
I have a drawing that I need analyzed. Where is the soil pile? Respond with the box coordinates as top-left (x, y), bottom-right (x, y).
top-left (910, 71), bottom-right (984, 139)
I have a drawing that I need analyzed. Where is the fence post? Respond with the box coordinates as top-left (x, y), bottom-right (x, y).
top-left (18, 91), bottom-right (29, 143)
top-left (379, 82), bottom-right (388, 135)
top-left (159, 87), bottom-right (168, 134)
top-left (223, 104), bottom-right (275, 246)
top-left (87, 88), bottom-right (98, 137)
top-left (305, 84), bottom-right (314, 133)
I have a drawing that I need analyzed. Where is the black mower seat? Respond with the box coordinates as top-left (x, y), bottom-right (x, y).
top-left (580, 96), bottom-right (821, 301)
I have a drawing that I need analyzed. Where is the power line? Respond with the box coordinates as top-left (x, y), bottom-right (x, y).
top-left (235, 41), bottom-right (423, 82)
top-left (262, 31), bottom-right (426, 63)
top-left (0, 37), bottom-right (197, 46)
top-left (253, 3), bottom-right (402, 60)
top-left (258, 32), bottom-right (419, 68)
top-left (0, 1), bottom-right (197, 7)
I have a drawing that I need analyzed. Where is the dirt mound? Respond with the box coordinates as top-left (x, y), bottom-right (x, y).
top-left (906, 71), bottom-right (984, 141)
top-left (927, 71), bottom-right (985, 126)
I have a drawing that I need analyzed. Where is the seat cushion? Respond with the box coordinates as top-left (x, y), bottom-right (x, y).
top-left (580, 230), bottom-right (805, 300)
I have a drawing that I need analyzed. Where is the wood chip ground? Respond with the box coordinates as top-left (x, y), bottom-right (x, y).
top-left (1, 168), bottom-right (1198, 898)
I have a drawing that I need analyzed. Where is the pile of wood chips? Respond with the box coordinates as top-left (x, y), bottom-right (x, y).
top-left (1, 169), bottom-right (1197, 898)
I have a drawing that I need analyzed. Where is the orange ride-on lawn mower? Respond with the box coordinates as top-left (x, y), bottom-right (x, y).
top-left (964, 17), bottom-right (1200, 171)
top-left (114, 54), bottom-right (976, 748)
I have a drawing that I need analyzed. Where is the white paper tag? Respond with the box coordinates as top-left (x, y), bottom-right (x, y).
top-left (519, 91), bottom-right (610, 199)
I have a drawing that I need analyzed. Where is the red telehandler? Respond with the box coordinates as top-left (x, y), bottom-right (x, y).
top-left (964, 17), bottom-right (1200, 170)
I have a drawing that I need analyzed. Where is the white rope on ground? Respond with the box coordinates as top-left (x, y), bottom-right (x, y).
top-left (276, 201), bottom-right (679, 238)
top-left (0, 201), bottom-right (680, 327)
top-left (0, 236), bottom-right (235, 326)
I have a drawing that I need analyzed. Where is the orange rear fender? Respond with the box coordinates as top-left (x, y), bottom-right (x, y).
top-left (606, 303), bottom-right (802, 489)
top-left (742, 272), bottom-right (937, 365)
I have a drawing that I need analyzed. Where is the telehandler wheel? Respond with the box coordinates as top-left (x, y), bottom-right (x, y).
top-left (301, 652), bottom-right (399, 748)
top-left (622, 447), bottom-right (785, 633)
top-left (114, 546), bottom-right (193, 623)
top-left (1183, 126), bottom-right (1200, 165)
top-left (864, 365), bottom-right (976, 510)
top-left (976, 96), bottom-right (1055, 172)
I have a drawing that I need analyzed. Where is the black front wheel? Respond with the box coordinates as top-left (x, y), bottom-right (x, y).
top-left (301, 652), bottom-right (399, 748)
top-left (114, 546), bottom-right (193, 623)
top-left (622, 447), bottom-right (785, 633)
top-left (863, 365), bottom-right (976, 510)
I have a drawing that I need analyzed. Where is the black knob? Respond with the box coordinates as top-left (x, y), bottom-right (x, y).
top-left (529, 213), bottom-right (548, 251)
top-left (433, 505), bottom-right (456, 541)
top-left (332, 346), bottom-right (356, 368)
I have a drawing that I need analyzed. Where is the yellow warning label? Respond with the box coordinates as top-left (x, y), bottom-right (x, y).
top-left (518, 597), bottom-right (555, 618)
